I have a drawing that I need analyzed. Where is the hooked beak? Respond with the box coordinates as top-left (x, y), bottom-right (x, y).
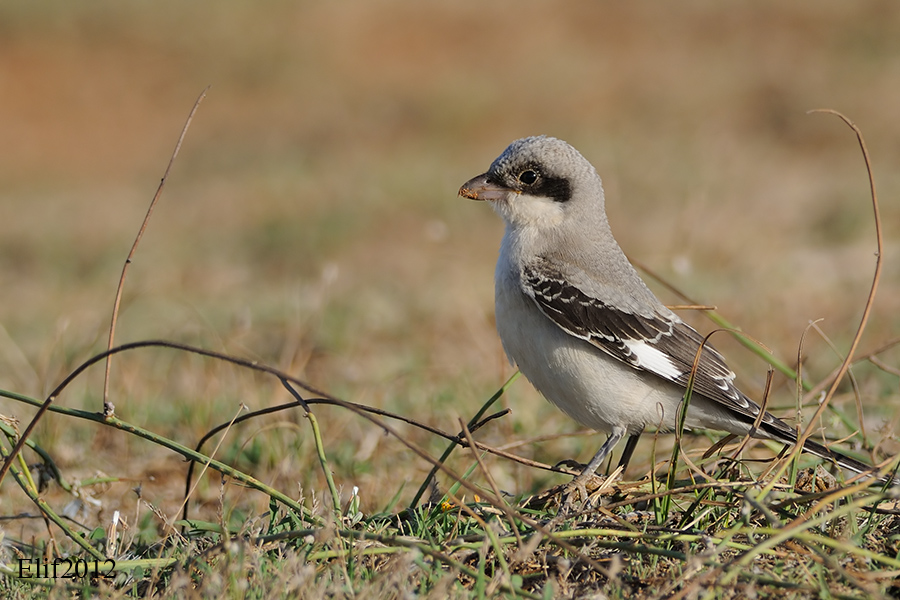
top-left (458, 173), bottom-right (510, 202)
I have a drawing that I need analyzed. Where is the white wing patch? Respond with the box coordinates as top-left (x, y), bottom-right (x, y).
top-left (623, 339), bottom-right (684, 381)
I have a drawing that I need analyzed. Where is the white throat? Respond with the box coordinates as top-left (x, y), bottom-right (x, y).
top-left (491, 193), bottom-right (565, 230)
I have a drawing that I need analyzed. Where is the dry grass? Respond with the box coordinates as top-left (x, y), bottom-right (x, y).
top-left (2, 1), bottom-right (900, 598)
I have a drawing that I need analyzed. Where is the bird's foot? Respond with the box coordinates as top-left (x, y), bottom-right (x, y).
top-left (521, 463), bottom-right (623, 512)
top-left (560, 478), bottom-right (594, 512)
top-left (521, 464), bottom-right (623, 513)
top-left (561, 465), bottom-right (622, 511)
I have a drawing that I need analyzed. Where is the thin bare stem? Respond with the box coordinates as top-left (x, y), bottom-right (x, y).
top-left (460, 420), bottom-right (523, 547)
top-left (173, 403), bottom-right (246, 537)
top-left (102, 87), bottom-right (209, 412)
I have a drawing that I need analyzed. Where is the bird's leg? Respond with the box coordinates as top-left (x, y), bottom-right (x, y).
top-left (573, 428), bottom-right (625, 484)
top-left (562, 429), bottom-right (626, 508)
top-left (617, 430), bottom-right (643, 472)
top-left (566, 427), bottom-right (626, 507)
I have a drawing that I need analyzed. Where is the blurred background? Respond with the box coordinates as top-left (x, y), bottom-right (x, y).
top-left (1, 1), bottom-right (899, 523)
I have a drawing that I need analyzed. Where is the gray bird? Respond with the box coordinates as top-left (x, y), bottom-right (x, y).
top-left (459, 135), bottom-right (874, 482)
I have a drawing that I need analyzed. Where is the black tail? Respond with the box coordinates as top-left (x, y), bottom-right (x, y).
top-left (764, 423), bottom-right (897, 485)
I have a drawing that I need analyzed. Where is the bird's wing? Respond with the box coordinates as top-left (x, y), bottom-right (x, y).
top-left (519, 263), bottom-right (886, 477)
top-left (521, 261), bottom-right (768, 425)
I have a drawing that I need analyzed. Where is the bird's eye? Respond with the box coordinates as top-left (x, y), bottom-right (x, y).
top-left (518, 169), bottom-right (538, 185)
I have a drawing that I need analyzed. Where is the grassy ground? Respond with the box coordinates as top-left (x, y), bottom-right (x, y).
top-left (2, 1), bottom-right (900, 597)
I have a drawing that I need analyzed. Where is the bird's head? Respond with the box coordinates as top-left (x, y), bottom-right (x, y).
top-left (458, 136), bottom-right (605, 230)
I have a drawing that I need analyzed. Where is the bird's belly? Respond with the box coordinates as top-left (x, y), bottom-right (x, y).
top-left (496, 290), bottom-right (685, 435)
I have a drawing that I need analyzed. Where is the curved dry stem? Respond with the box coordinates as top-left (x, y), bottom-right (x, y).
top-left (0, 339), bottom-right (328, 485)
top-left (1, 340), bottom-right (530, 501)
top-left (763, 109), bottom-right (885, 490)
